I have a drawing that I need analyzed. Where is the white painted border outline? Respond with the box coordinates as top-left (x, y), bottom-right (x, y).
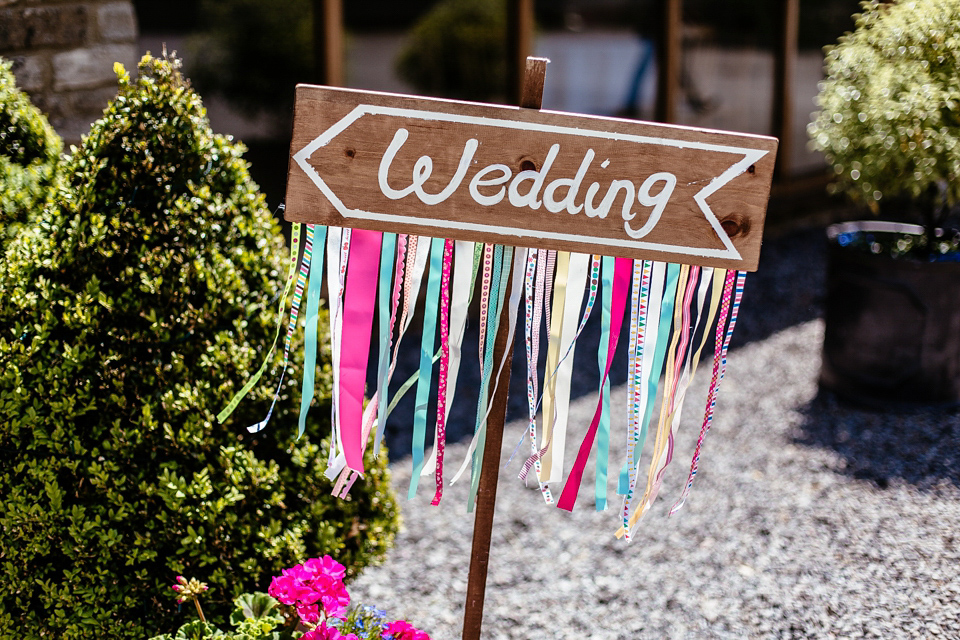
top-left (294, 105), bottom-right (770, 261)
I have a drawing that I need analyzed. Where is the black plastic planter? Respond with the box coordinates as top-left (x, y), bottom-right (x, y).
top-left (821, 221), bottom-right (960, 406)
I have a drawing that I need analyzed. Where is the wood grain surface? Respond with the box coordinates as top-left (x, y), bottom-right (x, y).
top-left (285, 84), bottom-right (777, 271)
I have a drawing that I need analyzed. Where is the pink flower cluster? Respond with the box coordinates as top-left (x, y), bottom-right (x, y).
top-left (383, 619), bottom-right (431, 640)
top-left (268, 555), bottom-right (351, 625)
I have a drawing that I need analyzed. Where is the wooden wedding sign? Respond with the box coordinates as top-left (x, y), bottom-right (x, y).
top-left (283, 59), bottom-right (777, 640)
top-left (286, 84), bottom-right (776, 271)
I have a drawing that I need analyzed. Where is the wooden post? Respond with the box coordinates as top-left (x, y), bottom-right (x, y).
top-left (313, 0), bottom-right (343, 86)
top-left (506, 0), bottom-right (535, 105)
top-left (772, 0), bottom-right (799, 181)
top-left (655, 0), bottom-right (682, 123)
top-left (461, 56), bottom-right (548, 640)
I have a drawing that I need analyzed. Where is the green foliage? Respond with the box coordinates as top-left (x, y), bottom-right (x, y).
top-left (190, 0), bottom-right (312, 117)
top-left (0, 57), bottom-right (62, 245)
top-left (0, 54), bottom-right (398, 639)
top-left (150, 592), bottom-right (291, 640)
top-left (396, 0), bottom-right (506, 101)
top-left (152, 592), bottom-right (398, 640)
top-left (809, 0), bottom-right (960, 227)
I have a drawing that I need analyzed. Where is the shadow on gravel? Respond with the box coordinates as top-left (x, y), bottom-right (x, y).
top-left (380, 227), bottom-right (828, 461)
top-left (794, 390), bottom-right (960, 490)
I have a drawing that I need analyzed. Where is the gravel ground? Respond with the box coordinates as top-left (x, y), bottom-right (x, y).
top-left (352, 229), bottom-right (960, 639)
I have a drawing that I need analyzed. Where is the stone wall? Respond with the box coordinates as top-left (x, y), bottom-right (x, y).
top-left (1, 0), bottom-right (138, 143)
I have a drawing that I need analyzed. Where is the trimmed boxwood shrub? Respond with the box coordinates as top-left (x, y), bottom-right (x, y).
top-left (0, 57), bottom-right (62, 246)
top-left (0, 55), bottom-right (399, 639)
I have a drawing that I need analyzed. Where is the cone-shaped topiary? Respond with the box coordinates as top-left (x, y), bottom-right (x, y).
top-left (0, 55), bottom-right (399, 639)
top-left (0, 57), bottom-right (62, 245)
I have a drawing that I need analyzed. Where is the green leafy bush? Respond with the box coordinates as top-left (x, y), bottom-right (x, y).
top-left (809, 0), bottom-right (960, 234)
top-left (0, 57), bottom-right (62, 245)
top-left (0, 54), bottom-right (399, 639)
top-left (396, 0), bottom-right (507, 101)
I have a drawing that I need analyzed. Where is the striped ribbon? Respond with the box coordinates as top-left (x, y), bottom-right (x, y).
top-left (670, 270), bottom-right (746, 515)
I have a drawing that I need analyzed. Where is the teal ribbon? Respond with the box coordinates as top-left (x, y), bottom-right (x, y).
top-left (467, 245), bottom-right (510, 512)
top-left (373, 233), bottom-right (397, 454)
top-left (408, 237), bottom-right (446, 499)
top-left (618, 262), bottom-right (680, 494)
top-left (298, 225), bottom-right (328, 439)
top-left (595, 256), bottom-right (615, 510)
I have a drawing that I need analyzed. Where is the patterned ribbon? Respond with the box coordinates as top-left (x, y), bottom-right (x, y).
top-left (621, 260), bottom-right (652, 498)
top-left (298, 225), bottom-right (328, 439)
top-left (617, 262), bottom-right (673, 497)
top-left (450, 244), bottom-right (498, 487)
top-left (629, 264), bottom-right (695, 518)
top-left (518, 255), bottom-right (600, 484)
top-left (422, 240), bottom-right (481, 478)
top-left (217, 222), bottom-right (302, 425)
top-left (248, 223), bottom-right (315, 433)
top-left (670, 270), bottom-right (746, 515)
top-left (468, 245), bottom-right (509, 507)
top-left (428, 239), bottom-right (456, 505)
top-left (540, 251), bottom-right (571, 487)
top-left (520, 249), bottom-right (548, 492)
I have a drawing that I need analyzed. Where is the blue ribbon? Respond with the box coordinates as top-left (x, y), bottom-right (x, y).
top-left (408, 237), bottom-right (445, 499)
top-left (373, 233), bottom-right (397, 455)
top-left (618, 262), bottom-right (680, 494)
top-left (595, 256), bottom-right (615, 510)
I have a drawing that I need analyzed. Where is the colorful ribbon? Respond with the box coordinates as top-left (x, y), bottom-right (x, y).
top-left (298, 225), bottom-right (328, 439)
top-left (217, 222), bottom-right (302, 425)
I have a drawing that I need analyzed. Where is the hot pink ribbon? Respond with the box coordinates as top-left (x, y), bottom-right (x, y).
top-left (339, 229), bottom-right (383, 473)
top-left (556, 257), bottom-right (631, 511)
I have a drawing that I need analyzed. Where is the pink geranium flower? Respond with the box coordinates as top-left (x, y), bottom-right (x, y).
top-left (267, 555), bottom-right (352, 626)
top-left (383, 619), bottom-right (431, 640)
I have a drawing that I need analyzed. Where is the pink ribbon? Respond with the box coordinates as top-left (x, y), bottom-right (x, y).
top-left (339, 229), bottom-right (383, 473)
top-left (556, 257), bottom-right (632, 511)
top-left (431, 239), bottom-right (455, 505)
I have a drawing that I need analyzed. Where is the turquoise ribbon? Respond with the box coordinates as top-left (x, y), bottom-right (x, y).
top-left (408, 237), bottom-right (445, 499)
top-left (467, 245), bottom-right (509, 512)
top-left (298, 225), bottom-right (328, 439)
top-left (595, 256), bottom-right (615, 510)
top-left (618, 262), bottom-right (680, 494)
top-left (373, 233), bottom-right (397, 453)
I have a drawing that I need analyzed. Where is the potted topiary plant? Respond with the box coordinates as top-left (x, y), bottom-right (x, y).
top-left (809, 0), bottom-right (960, 405)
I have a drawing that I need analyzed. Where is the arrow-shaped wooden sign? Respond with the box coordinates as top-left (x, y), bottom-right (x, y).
top-left (285, 85), bottom-right (777, 271)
